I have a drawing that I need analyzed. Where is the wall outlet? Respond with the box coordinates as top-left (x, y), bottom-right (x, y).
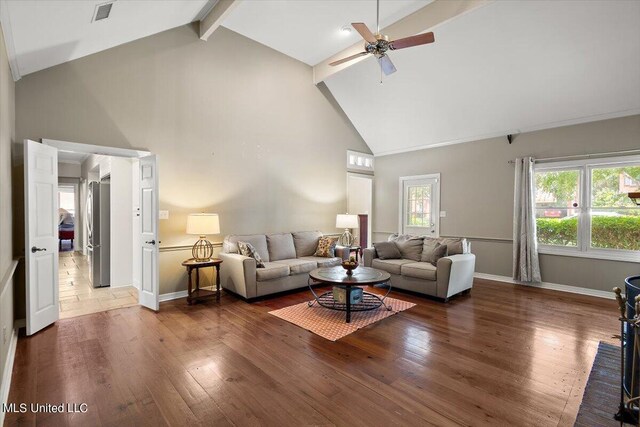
top-left (440, 211), bottom-right (447, 218)
top-left (159, 210), bottom-right (169, 220)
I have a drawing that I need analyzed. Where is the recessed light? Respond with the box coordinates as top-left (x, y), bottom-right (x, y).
top-left (340, 25), bottom-right (352, 35)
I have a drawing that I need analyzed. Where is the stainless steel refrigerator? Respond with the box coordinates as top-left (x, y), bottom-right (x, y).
top-left (86, 181), bottom-right (110, 287)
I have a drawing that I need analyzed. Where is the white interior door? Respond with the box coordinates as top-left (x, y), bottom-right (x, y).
top-left (24, 139), bottom-right (59, 335)
top-left (400, 174), bottom-right (440, 237)
top-left (139, 155), bottom-right (159, 311)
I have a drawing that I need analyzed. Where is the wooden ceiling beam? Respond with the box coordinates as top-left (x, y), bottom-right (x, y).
top-left (199, 0), bottom-right (241, 41)
top-left (313, 0), bottom-right (493, 84)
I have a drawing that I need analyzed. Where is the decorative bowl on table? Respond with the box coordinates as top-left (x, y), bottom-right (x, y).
top-left (341, 260), bottom-right (358, 275)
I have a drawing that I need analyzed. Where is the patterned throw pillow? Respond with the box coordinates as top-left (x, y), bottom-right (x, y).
top-left (238, 241), bottom-right (265, 268)
top-left (314, 236), bottom-right (338, 258)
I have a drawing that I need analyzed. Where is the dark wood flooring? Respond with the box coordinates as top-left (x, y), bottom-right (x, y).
top-left (5, 279), bottom-right (619, 426)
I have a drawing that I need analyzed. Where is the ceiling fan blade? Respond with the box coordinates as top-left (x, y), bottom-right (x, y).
top-left (329, 52), bottom-right (369, 66)
top-left (389, 32), bottom-right (435, 50)
top-left (378, 55), bottom-right (397, 76)
top-left (352, 22), bottom-right (377, 44)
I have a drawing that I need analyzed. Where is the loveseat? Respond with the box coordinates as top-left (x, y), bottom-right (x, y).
top-left (219, 231), bottom-right (342, 300)
top-left (363, 235), bottom-right (476, 301)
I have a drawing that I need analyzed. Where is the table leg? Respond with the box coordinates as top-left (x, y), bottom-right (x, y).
top-left (346, 286), bottom-right (351, 323)
top-left (187, 267), bottom-right (193, 305)
top-left (215, 264), bottom-right (221, 300)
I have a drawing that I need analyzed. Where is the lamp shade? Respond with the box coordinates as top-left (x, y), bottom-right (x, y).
top-left (336, 214), bottom-right (359, 229)
top-left (186, 213), bottom-right (220, 235)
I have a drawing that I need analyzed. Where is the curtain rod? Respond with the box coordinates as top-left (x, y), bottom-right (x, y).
top-left (507, 148), bottom-right (640, 164)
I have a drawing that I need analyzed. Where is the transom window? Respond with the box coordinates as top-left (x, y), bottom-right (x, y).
top-left (534, 156), bottom-right (640, 261)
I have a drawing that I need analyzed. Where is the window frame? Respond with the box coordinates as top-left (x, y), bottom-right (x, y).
top-left (534, 155), bottom-right (640, 262)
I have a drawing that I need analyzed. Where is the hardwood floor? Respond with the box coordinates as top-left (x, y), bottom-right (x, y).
top-left (5, 279), bottom-right (618, 426)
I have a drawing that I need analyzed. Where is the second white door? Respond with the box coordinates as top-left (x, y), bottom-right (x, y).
top-left (400, 174), bottom-right (440, 237)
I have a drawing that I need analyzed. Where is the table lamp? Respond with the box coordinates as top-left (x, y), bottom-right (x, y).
top-left (336, 214), bottom-right (359, 247)
top-left (186, 213), bottom-right (220, 261)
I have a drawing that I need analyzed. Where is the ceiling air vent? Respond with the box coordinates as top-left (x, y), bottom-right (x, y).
top-left (92, 1), bottom-right (114, 22)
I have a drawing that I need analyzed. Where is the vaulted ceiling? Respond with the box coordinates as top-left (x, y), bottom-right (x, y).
top-left (0, 0), bottom-right (214, 78)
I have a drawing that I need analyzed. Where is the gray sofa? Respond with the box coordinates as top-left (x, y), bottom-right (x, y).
top-left (219, 231), bottom-right (342, 299)
top-left (363, 235), bottom-right (476, 301)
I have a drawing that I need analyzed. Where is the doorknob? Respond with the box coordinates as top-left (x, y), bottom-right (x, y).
top-left (31, 246), bottom-right (47, 253)
top-left (145, 240), bottom-right (156, 245)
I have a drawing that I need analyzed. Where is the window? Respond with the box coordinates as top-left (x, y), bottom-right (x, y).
top-left (347, 150), bottom-right (374, 173)
top-left (406, 185), bottom-right (432, 227)
top-left (534, 157), bottom-right (640, 261)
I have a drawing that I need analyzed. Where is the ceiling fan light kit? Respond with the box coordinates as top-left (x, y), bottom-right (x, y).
top-left (329, 0), bottom-right (436, 77)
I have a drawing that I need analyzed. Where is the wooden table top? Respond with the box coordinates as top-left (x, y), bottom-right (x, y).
top-left (181, 258), bottom-right (222, 267)
top-left (309, 266), bottom-right (390, 286)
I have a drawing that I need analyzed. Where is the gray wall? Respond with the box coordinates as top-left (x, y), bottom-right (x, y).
top-left (0, 22), bottom-right (15, 399)
top-left (373, 115), bottom-right (640, 292)
top-left (14, 24), bottom-right (370, 294)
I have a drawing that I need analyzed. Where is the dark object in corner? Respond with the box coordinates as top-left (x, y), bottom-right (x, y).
top-left (507, 134), bottom-right (514, 144)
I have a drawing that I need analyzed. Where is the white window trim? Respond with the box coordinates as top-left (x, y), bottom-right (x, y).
top-left (398, 173), bottom-right (441, 236)
top-left (535, 155), bottom-right (640, 262)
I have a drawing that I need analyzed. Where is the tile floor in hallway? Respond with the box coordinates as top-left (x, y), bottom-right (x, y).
top-left (59, 251), bottom-right (138, 319)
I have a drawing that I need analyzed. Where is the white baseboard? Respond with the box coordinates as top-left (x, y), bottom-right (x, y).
top-left (474, 272), bottom-right (615, 300)
top-left (159, 290), bottom-right (188, 302)
top-left (0, 324), bottom-right (19, 426)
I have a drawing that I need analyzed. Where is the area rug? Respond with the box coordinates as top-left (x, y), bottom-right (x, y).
top-left (575, 342), bottom-right (625, 426)
top-left (268, 296), bottom-right (416, 341)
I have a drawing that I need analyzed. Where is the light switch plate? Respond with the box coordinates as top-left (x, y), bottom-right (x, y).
top-left (439, 211), bottom-right (447, 218)
top-left (159, 210), bottom-right (169, 220)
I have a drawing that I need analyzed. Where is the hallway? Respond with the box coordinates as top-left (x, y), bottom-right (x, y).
top-left (59, 251), bottom-right (138, 319)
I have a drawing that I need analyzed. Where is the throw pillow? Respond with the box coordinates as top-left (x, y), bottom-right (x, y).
top-left (374, 241), bottom-right (401, 259)
top-left (423, 243), bottom-right (447, 266)
top-left (392, 237), bottom-right (424, 261)
top-left (420, 237), bottom-right (440, 263)
top-left (314, 236), bottom-right (338, 257)
top-left (438, 237), bottom-right (468, 255)
top-left (238, 241), bottom-right (265, 268)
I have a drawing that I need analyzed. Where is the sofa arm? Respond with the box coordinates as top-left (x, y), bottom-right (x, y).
top-left (436, 253), bottom-right (476, 299)
top-left (363, 248), bottom-right (377, 267)
top-left (219, 253), bottom-right (257, 299)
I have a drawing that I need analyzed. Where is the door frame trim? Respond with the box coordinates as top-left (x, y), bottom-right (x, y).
top-left (41, 138), bottom-right (157, 310)
top-left (398, 173), bottom-right (441, 236)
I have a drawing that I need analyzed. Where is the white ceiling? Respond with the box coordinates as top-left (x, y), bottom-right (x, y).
top-left (222, 0), bottom-right (430, 66)
top-left (1, 0), bottom-right (214, 77)
top-left (324, 0), bottom-right (640, 155)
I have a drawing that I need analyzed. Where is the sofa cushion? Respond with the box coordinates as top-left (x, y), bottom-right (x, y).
top-left (314, 236), bottom-right (338, 257)
top-left (256, 262), bottom-right (290, 281)
top-left (371, 258), bottom-right (414, 275)
top-left (272, 259), bottom-right (317, 275)
top-left (390, 236), bottom-right (424, 261)
top-left (267, 233), bottom-right (297, 261)
top-left (224, 234), bottom-right (270, 262)
top-left (292, 231), bottom-right (322, 257)
top-left (299, 256), bottom-right (342, 268)
top-left (374, 241), bottom-right (401, 260)
top-left (401, 262), bottom-right (437, 281)
top-left (237, 241), bottom-right (265, 268)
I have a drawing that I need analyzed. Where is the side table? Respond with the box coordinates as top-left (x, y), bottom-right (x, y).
top-left (181, 258), bottom-right (223, 305)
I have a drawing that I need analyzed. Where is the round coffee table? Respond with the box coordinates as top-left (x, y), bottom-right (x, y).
top-left (308, 266), bottom-right (392, 323)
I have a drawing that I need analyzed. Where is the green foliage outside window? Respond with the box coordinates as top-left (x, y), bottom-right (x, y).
top-left (537, 216), bottom-right (640, 251)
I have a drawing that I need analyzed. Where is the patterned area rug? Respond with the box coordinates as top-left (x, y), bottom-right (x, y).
top-left (269, 296), bottom-right (416, 341)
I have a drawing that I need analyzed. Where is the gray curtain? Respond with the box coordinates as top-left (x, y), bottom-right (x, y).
top-left (513, 157), bottom-right (541, 283)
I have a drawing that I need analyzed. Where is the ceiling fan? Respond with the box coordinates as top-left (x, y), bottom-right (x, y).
top-left (329, 0), bottom-right (435, 76)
